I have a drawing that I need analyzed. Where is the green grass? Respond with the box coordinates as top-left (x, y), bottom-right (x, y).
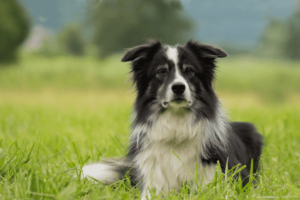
top-left (217, 56), bottom-right (300, 102)
top-left (0, 55), bottom-right (300, 199)
top-left (0, 54), bottom-right (130, 90)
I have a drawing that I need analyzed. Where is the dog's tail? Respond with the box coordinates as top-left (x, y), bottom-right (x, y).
top-left (82, 158), bottom-right (133, 185)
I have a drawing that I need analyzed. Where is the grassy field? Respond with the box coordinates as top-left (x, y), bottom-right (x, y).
top-left (0, 55), bottom-right (300, 199)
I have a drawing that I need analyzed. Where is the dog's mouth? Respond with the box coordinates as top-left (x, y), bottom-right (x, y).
top-left (162, 97), bottom-right (192, 108)
top-left (171, 97), bottom-right (186, 104)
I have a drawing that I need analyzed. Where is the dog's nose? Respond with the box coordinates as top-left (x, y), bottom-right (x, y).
top-left (172, 83), bottom-right (185, 95)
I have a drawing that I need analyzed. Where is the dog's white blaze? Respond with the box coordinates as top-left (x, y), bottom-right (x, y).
top-left (165, 46), bottom-right (192, 104)
top-left (166, 46), bottom-right (178, 67)
top-left (82, 163), bottom-right (118, 184)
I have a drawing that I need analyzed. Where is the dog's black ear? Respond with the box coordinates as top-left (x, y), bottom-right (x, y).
top-left (185, 40), bottom-right (227, 59)
top-left (121, 40), bottom-right (162, 62)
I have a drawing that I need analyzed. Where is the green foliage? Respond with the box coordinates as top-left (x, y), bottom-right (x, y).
top-left (259, 7), bottom-right (300, 60)
top-left (89, 0), bottom-right (194, 58)
top-left (0, 0), bottom-right (30, 63)
top-left (59, 24), bottom-right (85, 56)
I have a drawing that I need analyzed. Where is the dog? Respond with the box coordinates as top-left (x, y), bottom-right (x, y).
top-left (82, 40), bottom-right (263, 199)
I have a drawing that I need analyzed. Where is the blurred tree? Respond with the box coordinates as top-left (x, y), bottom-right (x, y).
top-left (259, 7), bottom-right (300, 60)
top-left (38, 36), bottom-right (62, 57)
top-left (0, 0), bottom-right (30, 63)
top-left (88, 0), bottom-right (194, 58)
top-left (59, 24), bottom-right (85, 56)
top-left (282, 9), bottom-right (300, 60)
top-left (258, 19), bottom-right (287, 59)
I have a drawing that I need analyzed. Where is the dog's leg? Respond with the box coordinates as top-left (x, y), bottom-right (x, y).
top-left (140, 179), bottom-right (165, 200)
top-left (189, 164), bottom-right (216, 193)
top-left (141, 187), bottom-right (151, 200)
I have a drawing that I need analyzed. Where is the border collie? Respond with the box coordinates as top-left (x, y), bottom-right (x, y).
top-left (82, 40), bottom-right (263, 199)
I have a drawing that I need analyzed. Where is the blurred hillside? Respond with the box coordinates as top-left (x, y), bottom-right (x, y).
top-left (21, 0), bottom-right (295, 48)
top-left (0, 54), bottom-right (299, 104)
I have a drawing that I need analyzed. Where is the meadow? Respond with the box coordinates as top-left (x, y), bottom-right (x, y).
top-left (0, 54), bottom-right (299, 199)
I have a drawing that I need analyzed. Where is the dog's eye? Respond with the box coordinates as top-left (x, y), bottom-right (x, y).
top-left (157, 69), bottom-right (168, 76)
top-left (185, 68), bottom-right (194, 75)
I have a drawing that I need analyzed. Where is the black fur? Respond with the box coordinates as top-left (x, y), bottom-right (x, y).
top-left (202, 122), bottom-right (263, 186)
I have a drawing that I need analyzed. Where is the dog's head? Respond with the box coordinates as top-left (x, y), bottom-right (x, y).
top-left (122, 40), bottom-right (227, 122)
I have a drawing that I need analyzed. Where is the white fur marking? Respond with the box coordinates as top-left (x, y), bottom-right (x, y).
top-left (82, 163), bottom-right (118, 184)
top-left (165, 46), bottom-right (192, 105)
top-left (166, 46), bottom-right (178, 65)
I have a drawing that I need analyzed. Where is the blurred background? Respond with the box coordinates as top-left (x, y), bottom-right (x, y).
top-left (1, 1), bottom-right (300, 198)
top-left (0, 0), bottom-right (300, 106)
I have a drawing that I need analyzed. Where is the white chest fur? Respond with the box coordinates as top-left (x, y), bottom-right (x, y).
top-left (134, 109), bottom-right (216, 194)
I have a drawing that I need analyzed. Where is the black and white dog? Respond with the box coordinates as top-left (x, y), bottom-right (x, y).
top-left (82, 40), bottom-right (263, 199)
